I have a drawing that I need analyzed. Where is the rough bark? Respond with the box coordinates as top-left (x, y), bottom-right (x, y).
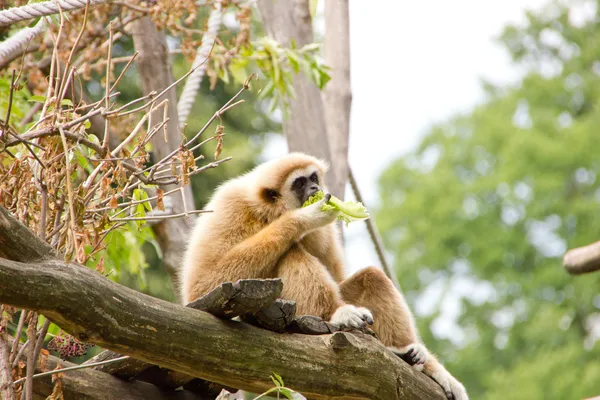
top-left (131, 16), bottom-right (196, 284)
top-left (323, 0), bottom-right (352, 200)
top-left (0, 207), bottom-right (447, 400)
top-left (256, 0), bottom-right (339, 194)
top-left (186, 278), bottom-right (284, 319)
top-left (563, 240), bottom-right (600, 275)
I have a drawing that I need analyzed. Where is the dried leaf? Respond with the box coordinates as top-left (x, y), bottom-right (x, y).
top-left (39, 348), bottom-right (49, 372)
top-left (95, 256), bottom-right (105, 274)
top-left (214, 125), bottom-right (224, 160)
top-left (109, 196), bottom-right (118, 209)
top-left (156, 189), bottom-right (165, 211)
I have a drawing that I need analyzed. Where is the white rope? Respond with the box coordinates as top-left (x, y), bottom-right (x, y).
top-left (177, 1), bottom-right (223, 126)
top-left (0, 0), bottom-right (106, 28)
top-left (0, 17), bottom-right (47, 63)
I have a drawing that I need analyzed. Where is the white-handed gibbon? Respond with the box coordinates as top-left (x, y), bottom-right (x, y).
top-left (179, 152), bottom-right (468, 400)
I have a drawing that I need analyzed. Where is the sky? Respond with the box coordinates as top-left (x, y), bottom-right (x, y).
top-left (262, 0), bottom-right (551, 277)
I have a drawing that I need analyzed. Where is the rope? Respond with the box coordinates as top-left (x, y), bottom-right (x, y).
top-left (0, 0), bottom-right (106, 28)
top-left (177, 1), bottom-right (223, 126)
top-left (0, 17), bottom-right (46, 63)
top-left (348, 167), bottom-right (402, 290)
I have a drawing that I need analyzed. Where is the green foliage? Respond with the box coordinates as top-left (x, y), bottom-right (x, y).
top-left (303, 191), bottom-right (370, 226)
top-left (228, 37), bottom-right (331, 114)
top-left (251, 373), bottom-right (298, 400)
top-left (377, 1), bottom-right (600, 398)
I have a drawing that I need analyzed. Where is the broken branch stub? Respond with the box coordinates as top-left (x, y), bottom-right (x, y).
top-left (185, 278), bottom-right (283, 319)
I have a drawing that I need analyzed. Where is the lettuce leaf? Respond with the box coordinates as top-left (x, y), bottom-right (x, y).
top-left (302, 191), bottom-right (370, 226)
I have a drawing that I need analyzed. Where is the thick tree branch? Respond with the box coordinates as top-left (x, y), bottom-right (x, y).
top-left (563, 240), bottom-right (600, 275)
top-left (0, 206), bottom-right (446, 400)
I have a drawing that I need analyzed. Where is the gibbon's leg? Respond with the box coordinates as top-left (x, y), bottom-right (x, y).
top-left (275, 244), bottom-right (372, 327)
top-left (339, 267), bottom-right (468, 400)
top-left (339, 266), bottom-right (419, 348)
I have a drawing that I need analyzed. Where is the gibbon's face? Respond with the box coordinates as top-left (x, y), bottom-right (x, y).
top-left (260, 164), bottom-right (325, 210)
top-left (286, 168), bottom-right (322, 208)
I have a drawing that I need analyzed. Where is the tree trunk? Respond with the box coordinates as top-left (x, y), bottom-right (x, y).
top-left (323, 0), bottom-right (352, 200)
top-left (131, 17), bottom-right (196, 287)
top-left (256, 0), bottom-right (341, 196)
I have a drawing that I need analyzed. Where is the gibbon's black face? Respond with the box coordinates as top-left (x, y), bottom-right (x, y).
top-left (291, 172), bottom-right (321, 205)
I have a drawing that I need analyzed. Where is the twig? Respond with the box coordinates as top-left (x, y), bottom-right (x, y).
top-left (32, 318), bottom-right (51, 372)
top-left (23, 312), bottom-right (38, 400)
top-left (2, 69), bottom-right (16, 137)
top-left (9, 310), bottom-right (27, 364)
top-left (0, 318), bottom-right (15, 400)
top-left (38, 184), bottom-right (48, 241)
top-left (102, 22), bottom-right (114, 150)
top-left (109, 210), bottom-right (211, 222)
top-left (13, 355), bottom-right (130, 386)
top-left (58, 127), bottom-right (78, 261)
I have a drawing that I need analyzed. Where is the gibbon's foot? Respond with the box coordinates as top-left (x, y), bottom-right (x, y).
top-left (329, 304), bottom-right (373, 329)
top-left (390, 343), bottom-right (428, 367)
top-left (429, 366), bottom-right (469, 400)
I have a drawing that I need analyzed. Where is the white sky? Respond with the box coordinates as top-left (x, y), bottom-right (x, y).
top-left (262, 0), bottom-right (550, 276)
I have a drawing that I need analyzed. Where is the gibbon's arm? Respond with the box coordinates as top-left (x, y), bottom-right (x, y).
top-left (300, 226), bottom-right (346, 282)
top-left (213, 210), bottom-right (314, 278)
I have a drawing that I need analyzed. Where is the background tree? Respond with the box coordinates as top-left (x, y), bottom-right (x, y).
top-left (377, 1), bottom-right (600, 399)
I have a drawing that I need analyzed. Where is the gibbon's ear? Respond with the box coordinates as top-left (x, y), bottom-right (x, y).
top-left (261, 187), bottom-right (280, 203)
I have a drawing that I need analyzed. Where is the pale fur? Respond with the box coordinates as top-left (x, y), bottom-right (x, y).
top-left (179, 152), bottom-right (468, 400)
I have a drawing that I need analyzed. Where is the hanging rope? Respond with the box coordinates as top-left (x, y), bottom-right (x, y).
top-left (177, 1), bottom-right (223, 126)
top-left (0, 0), bottom-right (105, 28)
top-left (0, 17), bottom-right (46, 64)
top-left (348, 167), bottom-right (402, 289)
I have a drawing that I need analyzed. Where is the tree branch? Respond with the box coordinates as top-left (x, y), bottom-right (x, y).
top-left (9, 338), bottom-right (201, 400)
top-left (0, 206), bottom-right (446, 400)
top-left (563, 240), bottom-right (600, 275)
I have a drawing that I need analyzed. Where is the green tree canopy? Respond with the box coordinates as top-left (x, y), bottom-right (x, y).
top-left (377, 1), bottom-right (600, 398)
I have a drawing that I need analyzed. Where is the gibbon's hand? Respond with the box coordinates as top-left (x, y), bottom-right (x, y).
top-left (390, 343), bottom-right (429, 367)
top-left (329, 304), bottom-right (374, 329)
top-left (296, 193), bottom-right (340, 231)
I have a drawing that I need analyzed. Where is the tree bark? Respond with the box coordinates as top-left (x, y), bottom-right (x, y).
top-left (0, 207), bottom-right (447, 400)
top-left (323, 0), bottom-right (352, 200)
top-left (131, 16), bottom-right (196, 286)
top-left (256, 0), bottom-right (341, 196)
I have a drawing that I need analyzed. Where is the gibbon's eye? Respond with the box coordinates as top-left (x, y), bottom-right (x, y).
top-left (261, 188), bottom-right (280, 203)
top-left (309, 172), bottom-right (319, 184)
top-left (291, 176), bottom-right (307, 191)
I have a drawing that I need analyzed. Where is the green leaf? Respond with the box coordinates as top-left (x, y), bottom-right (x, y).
top-left (303, 191), bottom-right (370, 226)
top-left (28, 95), bottom-right (46, 103)
top-left (229, 60), bottom-right (248, 84)
top-left (278, 388), bottom-right (295, 400)
top-left (61, 98), bottom-right (73, 106)
top-left (271, 372), bottom-right (284, 387)
top-left (83, 119), bottom-right (91, 129)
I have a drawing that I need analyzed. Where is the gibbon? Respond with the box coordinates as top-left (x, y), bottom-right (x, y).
top-left (179, 152), bottom-right (468, 400)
